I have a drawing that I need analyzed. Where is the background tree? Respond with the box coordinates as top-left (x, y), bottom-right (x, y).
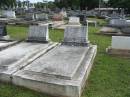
top-left (0, 0), bottom-right (16, 9)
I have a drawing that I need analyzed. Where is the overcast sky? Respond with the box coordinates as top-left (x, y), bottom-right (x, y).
top-left (20, 0), bottom-right (54, 3)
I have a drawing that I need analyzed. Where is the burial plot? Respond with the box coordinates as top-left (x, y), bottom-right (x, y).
top-left (0, 25), bottom-right (57, 82)
top-left (107, 36), bottom-right (130, 57)
top-left (13, 25), bottom-right (97, 97)
top-left (99, 27), bottom-right (122, 36)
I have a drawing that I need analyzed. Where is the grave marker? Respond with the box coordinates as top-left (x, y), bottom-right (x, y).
top-left (63, 26), bottom-right (88, 46)
top-left (28, 25), bottom-right (49, 42)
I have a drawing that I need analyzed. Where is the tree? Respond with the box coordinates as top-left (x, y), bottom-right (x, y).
top-left (0, 0), bottom-right (16, 9)
top-left (55, 0), bottom-right (99, 10)
top-left (108, 0), bottom-right (130, 13)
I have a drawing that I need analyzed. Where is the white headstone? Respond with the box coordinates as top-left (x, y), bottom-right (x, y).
top-left (35, 13), bottom-right (48, 20)
top-left (112, 36), bottom-right (130, 50)
top-left (63, 26), bottom-right (88, 45)
top-left (28, 25), bottom-right (49, 42)
top-left (109, 19), bottom-right (126, 27)
top-left (68, 17), bottom-right (80, 25)
top-left (2, 10), bottom-right (16, 18)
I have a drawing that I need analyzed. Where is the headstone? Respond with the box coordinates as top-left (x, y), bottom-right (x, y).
top-left (0, 24), bottom-right (7, 36)
top-left (25, 13), bottom-right (35, 20)
top-left (63, 26), bottom-right (88, 46)
top-left (2, 10), bottom-right (16, 18)
top-left (112, 36), bottom-right (130, 50)
top-left (109, 19), bottom-right (127, 28)
top-left (35, 13), bottom-right (48, 21)
top-left (121, 27), bottom-right (130, 34)
top-left (27, 25), bottom-right (49, 42)
top-left (68, 17), bottom-right (81, 25)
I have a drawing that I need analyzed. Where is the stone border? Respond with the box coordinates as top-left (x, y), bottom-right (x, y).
top-left (106, 46), bottom-right (130, 57)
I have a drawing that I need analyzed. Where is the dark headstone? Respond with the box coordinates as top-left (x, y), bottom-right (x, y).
top-left (78, 15), bottom-right (87, 25)
top-left (121, 27), bottom-right (130, 34)
top-left (0, 24), bottom-right (7, 36)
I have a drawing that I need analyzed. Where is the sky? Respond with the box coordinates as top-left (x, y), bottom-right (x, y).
top-left (20, 0), bottom-right (54, 3)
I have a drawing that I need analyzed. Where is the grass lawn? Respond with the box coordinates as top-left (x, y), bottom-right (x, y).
top-left (0, 20), bottom-right (130, 97)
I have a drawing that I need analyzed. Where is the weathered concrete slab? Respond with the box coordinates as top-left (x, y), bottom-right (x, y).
top-left (0, 41), bottom-right (18, 51)
top-left (13, 45), bottom-right (97, 97)
top-left (0, 42), bottom-right (57, 82)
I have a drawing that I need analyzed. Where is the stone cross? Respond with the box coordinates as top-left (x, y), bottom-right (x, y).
top-left (63, 25), bottom-right (88, 46)
top-left (27, 24), bottom-right (49, 42)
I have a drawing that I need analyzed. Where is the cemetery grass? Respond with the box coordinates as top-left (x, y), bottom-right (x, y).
top-left (0, 24), bottom-right (129, 97)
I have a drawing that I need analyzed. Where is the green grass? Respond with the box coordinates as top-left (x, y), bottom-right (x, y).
top-left (0, 20), bottom-right (130, 97)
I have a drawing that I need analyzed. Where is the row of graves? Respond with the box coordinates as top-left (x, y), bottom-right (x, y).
top-left (99, 13), bottom-right (130, 57)
top-left (0, 20), bottom-right (97, 97)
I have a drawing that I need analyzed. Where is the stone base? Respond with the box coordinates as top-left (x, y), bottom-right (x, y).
top-left (0, 42), bottom-right (58, 82)
top-left (62, 41), bottom-right (90, 47)
top-left (99, 27), bottom-right (130, 36)
top-left (12, 45), bottom-right (97, 97)
top-left (106, 46), bottom-right (130, 57)
top-left (0, 35), bottom-right (11, 41)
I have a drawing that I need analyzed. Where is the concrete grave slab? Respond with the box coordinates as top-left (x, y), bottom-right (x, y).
top-left (0, 42), bottom-right (57, 82)
top-left (0, 41), bottom-right (18, 51)
top-left (13, 45), bottom-right (97, 97)
top-left (0, 24), bottom-right (58, 82)
top-left (12, 24), bottom-right (97, 97)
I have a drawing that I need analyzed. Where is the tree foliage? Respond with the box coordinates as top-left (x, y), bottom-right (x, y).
top-left (108, 0), bottom-right (130, 9)
top-left (55, 0), bottom-right (100, 10)
top-left (0, 0), bottom-right (16, 9)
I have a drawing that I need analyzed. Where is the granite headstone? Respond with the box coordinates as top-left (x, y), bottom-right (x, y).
top-left (0, 24), bottom-right (7, 36)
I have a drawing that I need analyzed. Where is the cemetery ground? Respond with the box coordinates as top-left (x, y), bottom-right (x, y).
top-left (0, 19), bottom-right (130, 97)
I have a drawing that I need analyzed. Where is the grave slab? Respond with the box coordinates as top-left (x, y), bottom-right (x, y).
top-left (12, 25), bottom-right (97, 97)
top-left (13, 45), bottom-right (97, 97)
top-left (0, 41), bottom-right (18, 51)
top-left (0, 42), bottom-right (57, 82)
